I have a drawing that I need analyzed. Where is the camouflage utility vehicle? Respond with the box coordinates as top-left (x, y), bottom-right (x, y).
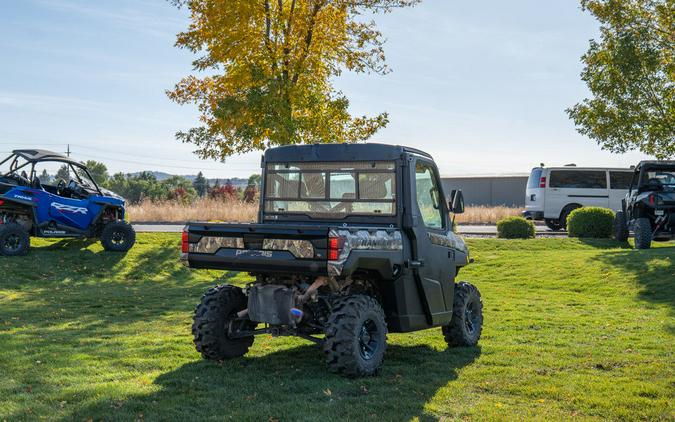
top-left (181, 144), bottom-right (482, 377)
top-left (615, 160), bottom-right (675, 249)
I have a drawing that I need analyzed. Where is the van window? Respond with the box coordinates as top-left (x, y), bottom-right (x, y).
top-left (549, 170), bottom-right (607, 189)
top-left (527, 168), bottom-right (543, 188)
top-left (609, 171), bottom-right (633, 190)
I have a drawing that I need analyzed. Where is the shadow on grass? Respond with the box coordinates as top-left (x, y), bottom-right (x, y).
top-left (576, 238), bottom-right (633, 249)
top-left (593, 243), bottom-right (675, 319)
top-left (65, 344), bottom-right (481, 421)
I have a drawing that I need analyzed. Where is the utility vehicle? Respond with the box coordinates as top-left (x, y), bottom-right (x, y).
top-left (614, 160), bottom-right (675, 249)
top-left (182, 144), bottom-right (483, 377)
top-left (0, 149), bottom-right (135, 256)
top-left (523, 165), bottom-right (632, 230)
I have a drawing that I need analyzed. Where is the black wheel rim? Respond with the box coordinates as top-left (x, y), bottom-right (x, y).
top-left (111, 230), bottom-right (126, 246)
top-left (3, 233), bottom-right (22, 253)
top-left (464, 300), bottom-right (480, 335)
top-left (358, 318), bottom-right (380, 360)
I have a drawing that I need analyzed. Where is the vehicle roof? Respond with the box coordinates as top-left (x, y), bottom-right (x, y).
top-left (12, 149), bottom-right (79, 165)
top-left (537, 166), bottom-right (632, 171)
top-left (636, 160), bottom-right (675, 169)
top-left (263, 143), bottom-right (432, 163)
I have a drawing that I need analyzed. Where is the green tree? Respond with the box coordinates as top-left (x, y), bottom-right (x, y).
top-left (193, 171), bottom-right (208, 197)
top-left (82, 160), bottom-right (109, 185)
top-left (55, 164), bottom-right (70, 181)
top-left (39, 169), bottom-right (51, 184)
top-left (167, 0), bottom-right (418, 160)
top-left (567, 0), bottom-right (674, 159)
top-left (248, 173), bottom-right (261, 187)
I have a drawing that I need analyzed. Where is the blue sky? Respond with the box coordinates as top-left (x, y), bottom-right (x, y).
top-left (0, 0), bottom-right (651, 178)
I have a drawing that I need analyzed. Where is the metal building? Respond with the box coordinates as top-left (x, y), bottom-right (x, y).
top-left (441, 174), bottom-right (529, 207)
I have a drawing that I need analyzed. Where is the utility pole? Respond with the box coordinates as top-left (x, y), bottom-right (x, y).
top-left (65, 144), bottom-right (71, 158)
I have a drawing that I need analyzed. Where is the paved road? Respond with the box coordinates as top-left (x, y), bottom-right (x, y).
top-left (132, 223), bottom-right (562, 235)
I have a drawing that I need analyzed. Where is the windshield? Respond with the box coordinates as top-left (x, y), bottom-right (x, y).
top-left (264, 161), bottom-right (396, 218)
top-left (640, 168), bottom-right (675, 191)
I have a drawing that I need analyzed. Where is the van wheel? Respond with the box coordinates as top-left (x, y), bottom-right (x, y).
top-left (544, 219), bottom-right (561, 231)
top-left (560, 205), bottom-right (581, 230)
top-left (633, 218), bottom-right (652, 249)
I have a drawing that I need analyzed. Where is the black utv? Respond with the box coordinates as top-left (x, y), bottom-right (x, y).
top-left (181, 144), bottom-right (483, 377)
top-left (614, 160), bottom-right (675, 249)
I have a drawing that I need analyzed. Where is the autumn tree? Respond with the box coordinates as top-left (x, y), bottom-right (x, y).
top-left (168, 0), bottom-right (418, 160)
top-left (567, 0), bottom-right (674, 159)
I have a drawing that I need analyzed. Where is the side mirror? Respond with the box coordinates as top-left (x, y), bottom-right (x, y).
top-left (449, 190), bottom-right (465, 214)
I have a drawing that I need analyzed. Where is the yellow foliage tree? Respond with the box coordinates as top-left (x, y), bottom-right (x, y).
top-left (167, 0), bottom-right (418, 160)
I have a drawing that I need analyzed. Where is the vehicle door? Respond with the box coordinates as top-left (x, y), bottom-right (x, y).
top-left (407, 158), bottom-right (454, 326)
top-left (47, 188), bottom-right (93, 230)
top-left (608, 170), bottom-right (633, 212)
top-left (545, 169), bottom-right (609, 218)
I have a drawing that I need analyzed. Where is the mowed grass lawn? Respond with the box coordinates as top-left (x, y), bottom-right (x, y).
top-left (1, 235), bottom-right (673, 421)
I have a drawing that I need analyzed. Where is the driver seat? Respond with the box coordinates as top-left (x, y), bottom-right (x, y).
top-left (31, 176), bottom-right (43, 190)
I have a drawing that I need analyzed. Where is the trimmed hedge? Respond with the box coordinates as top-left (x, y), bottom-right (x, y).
top-left (497, 216), bottom-right (536, 239)
top-left (566, 207), bottom-right (614, 238)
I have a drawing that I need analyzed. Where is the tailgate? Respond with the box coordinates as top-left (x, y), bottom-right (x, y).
top-left (184, 223), bottom-right (329, 275)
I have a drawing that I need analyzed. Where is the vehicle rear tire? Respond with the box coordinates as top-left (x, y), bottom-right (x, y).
top-left (0, 223), bottom-right (30, 256)
top-left (443, 282), bottom-right (483, 347)
top-left (560, 205), bottom-right (580, 231)
top-left (633, 218), bottom-right (652, 249)
top-left (192, 285), bottom-right (255, 360)
top-left (613, 211), bottom-right (629, 242)
top-left (323, 295), bottom-right (387, 377)
top-left (544, 219), bottom-right (561, 231)
top-left (100, 221), bottom-right (136, 252)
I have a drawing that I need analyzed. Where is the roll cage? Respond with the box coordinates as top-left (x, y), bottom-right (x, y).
top-left (628, 161), bottom-right (675, 194)
top-left (0, 149), bottom-right (102, 195)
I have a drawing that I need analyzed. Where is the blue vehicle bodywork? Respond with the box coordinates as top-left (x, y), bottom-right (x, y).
top-left (2, 186), bottom-right (125, 233)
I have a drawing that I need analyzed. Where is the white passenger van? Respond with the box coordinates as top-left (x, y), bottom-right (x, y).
top-left (523, 165), bottom-right (633, 230)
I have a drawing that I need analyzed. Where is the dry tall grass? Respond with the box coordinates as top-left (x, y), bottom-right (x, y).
top-left (127, 199), bottom-right (522, 224)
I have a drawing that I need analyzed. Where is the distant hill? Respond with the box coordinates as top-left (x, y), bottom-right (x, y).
top-left (129, 171), bottom-right (250, 188)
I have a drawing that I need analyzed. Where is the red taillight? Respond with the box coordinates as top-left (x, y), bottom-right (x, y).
top-left (0, 200), bottom-right (4, 206)
top-left (328, 236), bottom-right (344, 261)
top-left (181, 230), bottom-right (189, 253)
top-left (649, 194), bottom-right (655, 205)
top-left (539, 177), bottom-right (546, 188)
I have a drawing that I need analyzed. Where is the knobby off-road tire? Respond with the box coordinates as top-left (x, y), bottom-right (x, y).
top-left (323, 295), bottom-right (387, 377)
top-left (613, 211), bottom-right (629, 242)
top-left (100, 220), bottom-right (136, 252)
top-left (0, 223), bottom-right (30, 256)
top-left (192, 285), bottom-right (254, 360)
top-left (443, 282), bottom-right (483, 347)
top-left (633, 218), bottom-right (652, 249)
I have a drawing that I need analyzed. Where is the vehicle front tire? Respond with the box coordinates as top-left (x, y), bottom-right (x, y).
top-left (0, 223), bottom-right (30, 256)
top-left (323, 295), bottom-right (387, 377)
top-left (100, 221), bottom-right (136, 252)
top-left (443, 282), bottom-right (483, 347)
top-left (544, 219), bottom-right (562, 231)
top-left (560, 205), bottom-right (580, 231)
top-left (613, 211), bottom-right (629, 242)
top-left (633, 218), bottom-right (652, 249)
top-left (192, 285), bottom-right (255, 360)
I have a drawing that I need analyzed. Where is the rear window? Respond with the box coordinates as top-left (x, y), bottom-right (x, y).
top-left (609, 171), bottom-right (633, 190)
top-left (549, 170), bottom-right (607, 189)
top-left (264, 161), bottom-right (396, 217)
top-left (527, 168), bottom-right (543, 188)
